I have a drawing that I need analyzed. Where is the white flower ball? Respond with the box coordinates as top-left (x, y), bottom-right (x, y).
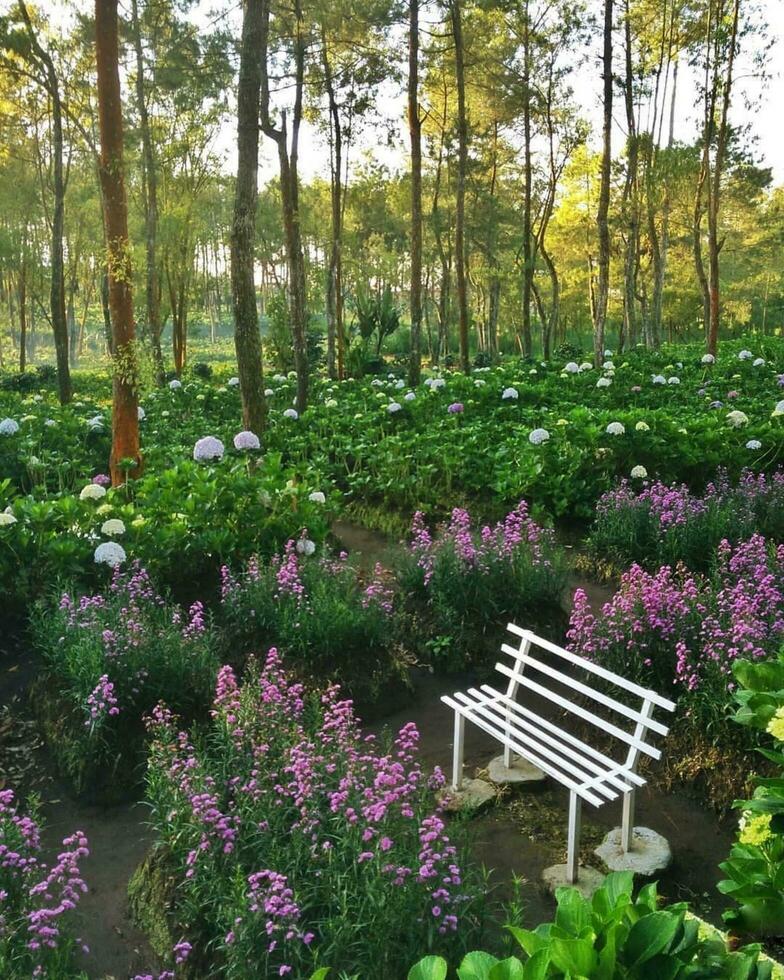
top-left (0, 418), bottom-right (20, 435)
top-left (667, 377), bottom-right (680, 385)
top-left (727, 410), bottom-right (749, 428)
top-left (233, 430), bottom-right (261, 451)
top-left (774, 400), bottom-right (784, 417)
top-left (80, 483), bottom-right (107, 501)
top-left (606, 421), bottom-right (625, 436)
top-left (308, 491), bottom-right (326, 504)
top-left (596, 377), bottom-right (611, 388)
top-left (371, 379), bottom-right (383, 387)
top-left (273, 374), bottom-right (286, 383)
top-left (45, 419), bottom-right (56, 427)
top-left (738, 350), bottom-right (753, 361)
top-left (604, 349), bottom-right (613, 358)
top-left (746, 440), bottom-right (762, 450)
top-left (0, 511), bottom-right (18, 526)
top-left (701, 354), bottom-right (715, 364)
top-left (94, 541), bottom-right (126, 567)
top-left (564, 362), bottom-right (580, 374)
top-left (404, 391), bottom-right (416, 402)
top-left (325, 398), bottom-right (338, 408)
top-left (296, 538), bottom-right (316, 557)
top-left (753, 358), bottom-right (765, 367)
top-left (228, 376), bottom-right (240, 386)
top-left (264, 388), bottom-right (275, 397)
top-left (474, 379), bottom-right (486, 387)
top-left (193, 436), bottom-right (225, 461)
top-left (579, 362), bottom-right (593, 372)
top-left (283, 408), bottom-right (299, 420)
top-left (651, 375), bottom-right (666, 385)
top-left (602, 361), bottom-right (614, 371)
top-left (169, 379), bottom-right (182, 390)
top-left (635, 421), bottom-right (650, 432)
top-left (630, 465), bottom-right (648, 479)
top-left (529, 428), bottom-right (550, 445)
top-left (395, 379), bottom-right (405, 389)
top-left (502, 387), bottom-right (519, 401)
top-left (387, 402), bottom-right (402, 414)
top-left (137, 406), bottom-right (146, 421)
top-left (101, 518), bottom-right (126, 537)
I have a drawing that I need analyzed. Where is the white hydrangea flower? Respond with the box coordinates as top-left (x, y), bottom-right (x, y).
top-left (630, 465), bottom-right (648, 479)
top-left (529, 428), bottom-right (550, 445)
top-left (579, 362), bottom-right (593, 372)
top-left (404, 391), bottom-right (416, 401)
top-left (604, 349), bottom-right (613, 357)
top-left (45, 419), bottom-right (56, 427)
top-left (94, 541), bottom-right (127, 567)
top-left (80, 483), bottom-right (107, 501)
top-left (371, 379), bottom-right (383, 387)
top-left (273, 374), bottom-right (286, 383)
top-left (0, 418), bottom-right (20, 435)
top-left (606, 421), bottom-right (625, 435)
top-left (387, 402), bottom-right (402, 414)
top-left (137, 406), bottom-right (146, 421)
top-left (564, 362), bottom-right (580, 374)
top-left (395, 379), bottom-right (405, 389)
top-left (474, 379), bottom-right (486, 387)
top-left (233, 430), bottom-right (261, 451)
top-left (101, 518), bottom-right (126, 537)
top-left (193, 436), bottom-right (225, 461)
top-left (528, 368), bottom-right (537, 375)
top-left (651, 375), bottom-right (666, 384)
top-left (283, 408), bottom-right (299, 420)
top-left (0, 511), bottom-right (18, 526)
top-left (87, 415), bottom-right (104, 431)
top-left (746, 440), bottom-right (762, 450)
top-left (635, 421), bottom-right (650, 431)
top-left (727, 410), bottom-right (749, 428)
top-left (228, 376), bottom-right (240, 386)
top-left (502, 387), bottom-right (519, 400)
top-left (667, 377), bottom-right (680, 385)
top-left (602, 361), bottom-right (614, 370)
top-left (265, 388), bottom-right (275, 397)
top-left (308, 491), bottom-right (326, 504)
top-left (753, 358), bottom-right (766, 367)
top-left (774, 400), bottom-right (784, 417)
top-left (169, 379), bottom-right (182, 390)
top-left (738, 350), bottom-right (753, 360)
top-left (596, 377), bottom-right (611, 388)
top-left (325, 398), bottom-right (338, 407)
top-left (701, 354), bottom-right (715, 364)
top-left (296, 537), bottom-right (316, 556)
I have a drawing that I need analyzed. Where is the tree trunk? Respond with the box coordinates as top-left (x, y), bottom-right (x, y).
top-left (407, 0), bottom-right (423, 386)
top-left (621, 0), bottom-right (639, 348)
top-left (95, 0), bottom-right (142, 485)
top-left (450, 0), bottom-right (469, 373)
top-left (654, 59), bottom-right (678, 348)
top-left (521, 0), bottom-right (533, 359)
top-left (593, 0), bottom-right (613, 366)
top-left (230, 0), bottom-right (267, 435)
top-left (322, 40), bottom-right (345, 382)
top-left (18, 259), bottom-right (26, 373)
top-left (130, 0), bottom-right (165, 385)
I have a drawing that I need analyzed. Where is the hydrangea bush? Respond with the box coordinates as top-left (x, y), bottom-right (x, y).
top-left (140, 652), bottom-right (481, 977)
top-left (219, 542), bottom-right (402, 707)
top-left (589, 469), bottom-right (784, 572)
top-left (399, 501), bottom-right (567, 669)
top-left (31, 564), bottom-right (220, 796)
top-left (0, 790), bottom-right (89, 978)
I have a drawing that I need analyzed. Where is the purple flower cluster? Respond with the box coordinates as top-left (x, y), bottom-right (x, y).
top-left (0, 789), bottom-right (89, 972)
top-left (85, 674), bottom-right (119, 727)
top-left (568, 534), bottom-right (784, 698)
top-left (145, 650), bottom-right (468, 974)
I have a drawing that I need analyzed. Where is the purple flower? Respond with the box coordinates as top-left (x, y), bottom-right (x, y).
top-left (447, 402), bottom-right (464, 414)
top-left (92, 473), bottom-right (111, 487)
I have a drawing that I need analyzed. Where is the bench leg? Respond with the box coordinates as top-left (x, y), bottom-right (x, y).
top-left (451, 712), bottom-right (465, 792)
top-left (621, 789), bottom-right (635, 852)
top-left (503, 743), bottom-right (514, 768)
top-left (566, 791), bottom-right (581, 885)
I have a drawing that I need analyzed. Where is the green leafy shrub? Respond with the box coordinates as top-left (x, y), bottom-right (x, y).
top-left (719, 652), bottom-right (784, 938)
top-left (408, 872), bottom-right (774, 979)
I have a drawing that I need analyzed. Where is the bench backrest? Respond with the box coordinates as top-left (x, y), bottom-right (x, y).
top-left (499, 624), bottom-right (676, 770)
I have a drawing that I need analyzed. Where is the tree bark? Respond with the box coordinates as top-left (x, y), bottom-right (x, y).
top-left (450, 0), bottom-right (469, 373)
top-left (230, 0), bottom-right (267, 435)
top-left (407, 0), bottom-right (423, 386)
top-left (95, 0), bottom-right (142, 485)
top-left (593, 0), bottom-right (613, 367)
top-left (322, 38), bottom-right (345, 381)
top-left (130, 0), bottom-right (165, 384)
top-left (621, 0), bottom-right (639, 349)
top-left (521, 0), bottom-right (534, 359)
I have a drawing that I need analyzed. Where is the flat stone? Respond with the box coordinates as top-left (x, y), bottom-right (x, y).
top-left (594, 827), bottom-right (672, 876)
top-left (487, 754), bottom-right (546, 787)
top-left (542, 863), bottom-right (606, 899)
top-left (439, 778), bottom-right (496, 814)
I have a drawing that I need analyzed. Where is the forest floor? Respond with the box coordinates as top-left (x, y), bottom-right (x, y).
top-left (0, 522), bottom-right (735, 978)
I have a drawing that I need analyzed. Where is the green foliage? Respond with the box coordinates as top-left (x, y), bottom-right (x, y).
top-left (719, 654), bottom-right (784, 938)
top-left (353, 284), bottom-right (401, 358)
top-left (409, 873), bottom-right (774, 978)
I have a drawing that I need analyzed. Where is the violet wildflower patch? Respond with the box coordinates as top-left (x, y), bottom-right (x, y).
top-left (141, 651), bottom-right (481, 977)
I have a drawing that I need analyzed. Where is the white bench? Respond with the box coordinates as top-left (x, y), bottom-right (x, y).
top-left (442, 624), bottom-right (676, 884)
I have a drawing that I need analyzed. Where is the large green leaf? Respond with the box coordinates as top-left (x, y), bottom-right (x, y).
top-left (407, 957), bottom-right (448, 980)
top-left (623, 912), bottom-right (682, 967)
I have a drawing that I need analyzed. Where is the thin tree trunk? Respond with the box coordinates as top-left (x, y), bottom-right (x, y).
top-left (408, 0), bottom-right (423, 385)
top-left (18, 257), bottom-right (26, 373)
top-left (230, 0), bottom-right (267, 435)
top-left (593, 0), bottom-right (613, 366)
top-left (622, 0), bottom-right (639, 348)
top-left (450, 0), bottom-right (469, 372)
top-left (95, 0), bottom-right (142, 485)
top-left (521, 0), bottom-right (534, 358)
top-left (130, 0), bottom-right (165, 384)
top-left (322, 40), bottom-right (345, 381)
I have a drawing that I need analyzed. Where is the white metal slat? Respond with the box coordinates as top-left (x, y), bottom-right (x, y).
top-left (494, 662), bottom-right (662, 761)
top-left (499, 644), bottom-right (670, 737)
top-left (466, 687), bottom-right (640, 797)
top-left (505, 624), bottom-right (676, 712)
top-left (452, 690), bottom-right (620, 802)
top-left (440, 694), bottom-right (605, 806)
top-left (479, 684), bottom-right (647, 789)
